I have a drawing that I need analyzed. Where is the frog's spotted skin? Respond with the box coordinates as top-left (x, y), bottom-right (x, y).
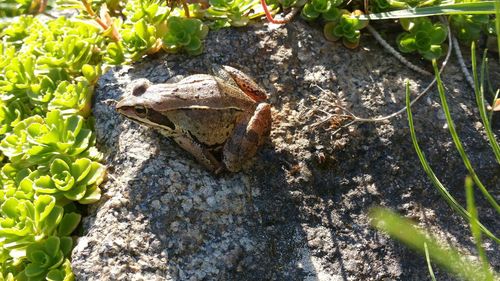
top-left (213, 65), bottom-right (268, 102)
top-left (223, 103), bottom-right (271, 172)
top-left (116, 66), bottom-right (271, 174)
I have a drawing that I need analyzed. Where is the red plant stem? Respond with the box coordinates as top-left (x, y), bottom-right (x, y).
top-left (80, 0), bottom-right (120, 41)
top-left (260, 0), bottom-right (289, 24)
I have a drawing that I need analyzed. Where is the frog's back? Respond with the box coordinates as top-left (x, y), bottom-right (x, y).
top-left (145, 75), bottom-right (256, 112)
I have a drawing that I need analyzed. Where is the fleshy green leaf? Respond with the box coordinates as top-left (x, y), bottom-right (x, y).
top-left (71, 158), bottom-right (92, 182)
top-left (35, 195), bottom-right (55, 223)
top-left (57, 213), bottom-right (81, 236)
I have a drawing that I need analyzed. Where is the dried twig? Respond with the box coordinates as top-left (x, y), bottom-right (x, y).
top-left (366, 25), bottom-right (433, 77)
top-left (312, 18), bottom-right (455, 134)
top-left (453, 36), bottom-right (475, 90)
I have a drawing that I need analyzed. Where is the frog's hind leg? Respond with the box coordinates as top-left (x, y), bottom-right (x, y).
top-left (223, 103), bottom-right (272, 172)
top-left (172, 134), bottom-right (224, 174)
top-left (212, 65), bottom-right (268, 102)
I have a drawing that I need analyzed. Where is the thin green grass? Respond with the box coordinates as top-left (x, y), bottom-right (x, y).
top-left (424, 242), bottom-right (437, 281)
top-left (471, 43), bottom-right (500, 164)
top-left (404, 80), bottom-right (499, 243)
top-left (465, 176), bottom-right (494, 281)
top-left (357, 1), bottom-right (496, 20)
top-left (495, 0), bottom-right (500, 61)
top-left (370, 207), bottom-right (498, 281)
top-left (431, 60), bottom-right (500, 215)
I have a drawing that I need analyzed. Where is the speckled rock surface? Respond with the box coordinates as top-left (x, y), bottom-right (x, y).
top-left (71, 20), bottom-right (500, 280)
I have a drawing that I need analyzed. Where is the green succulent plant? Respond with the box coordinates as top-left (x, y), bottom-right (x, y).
top-left (0, 272), bottom-right (15, 281)
top-left (119, 19), bottom-right (162, 61)
top-left (43, 259), bottom-right (74, 281)
top-left (16, 236), bottom-right (74, 281)
top-left (0, 195), bottom-right (80, 260)
top-left (0, 55), bottom-right (36, 104)
top-left (0, 110), bottom-right (98, 168)
top-left (449, 14), bottom-right (489, 43)
top-left (397, 17), bottom-right (447, 60)
top-left (0, 197), bottom-right (38, 255)
top-left (47, 79), bottom-right (94, 118)
top-left (26, 157), bottom-right (104, 204)
top-left (300, 0), bottom-right (342, 21)
top-left (206, 0), bottom-right (268, 28)
top-left (0, 0), bottom-right (52, 17)
top-left (34, 17), bottom-right (103, 76)
top-left (0, 16), bottom-right (105, 116)
top-left (162, 16), bottom-right (208, 55)
top-left (0, 164), bottom-right (33, 204)
top-left (124, 0), bottom-right (171, 24)
top-left (0, 15), bottom-right (35, 43)
top-left (370, 0), bottom-right (390, 12)
top-left (0, 100), bottom-right (32, 137)
top-left (323, 10), bottom-right (368, 49)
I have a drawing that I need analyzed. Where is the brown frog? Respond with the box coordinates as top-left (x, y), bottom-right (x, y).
top-left (116, 65), bottom-right (272, 174)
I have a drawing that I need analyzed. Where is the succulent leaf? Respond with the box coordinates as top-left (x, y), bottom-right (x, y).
top-left (396, 17), bottom-right (448, 60)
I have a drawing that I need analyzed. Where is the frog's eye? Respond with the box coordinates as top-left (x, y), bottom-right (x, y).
top-left (134, 105), bottom-right (148, 118)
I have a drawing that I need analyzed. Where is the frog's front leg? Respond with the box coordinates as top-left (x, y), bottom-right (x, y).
top-left (222, 103), bottom-right (272, 172)
top-left (172, 134), bottom-right (225, 174)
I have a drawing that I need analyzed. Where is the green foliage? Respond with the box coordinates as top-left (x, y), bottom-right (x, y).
top-left (48, 79), bottom-right (94, 117)
top-left (0, 16), bottom-right (105, 120)
top-left (370, 208), bottom-right (498, 280)
top-left (0, 195), bottom-right (80, 265)
top-left (278, 0), bottom-right (306, 9)
top-left (206, 0), bottom-right (267, 28)
top-left (449, 14), bottom-right (489, 43)
top-left (300, 1), bottom-right (370, 49)
top-left (120, 19), bottom-right (160, 59)
top-left (26, 157), bottom-right (104, 204)
top-left (104, 0), bottom-right (210, 62)
top-left (397, 17), bottom-right (447, 60)
top-left (380, 0), bottom-right (441, 9)
top-left (323, 10), bottom-right (368, 48)
top-left (0, 164), bottom-right (33, 204)
top-left (384, 49), bottom-right (500, 280)
top-left (16, 236), bottom-right (74, 281)
top-left (0, 9), bottom-right (106, 279)
top-left (300, 0), bottom-right (342, 21)
top-left (162, 17), bottom-right (209, 55)
top-left (0, 0), bottom-right (54, 17)
top-left (123, 0), bottom-right (171, 23)
top-left (0, 110), bottom-right (100, 168)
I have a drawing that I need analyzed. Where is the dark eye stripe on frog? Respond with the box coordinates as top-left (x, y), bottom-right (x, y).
top-left (145, 109), bottom-right (176, 130)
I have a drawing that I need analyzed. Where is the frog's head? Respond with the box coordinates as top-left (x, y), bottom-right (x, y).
top-left (116, 81), bottom-right (176, 134)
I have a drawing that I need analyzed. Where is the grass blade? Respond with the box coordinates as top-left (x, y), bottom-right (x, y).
top-left (370, 208), bottom-right (499, 280)
top-left (432, 60), bottom-right (500, 215)
top-left (405, 81), bottom-right (499, 243)
top-left (495, 0), bottom-right (500, 62)
top-left (424, 242), bottom-right (437, 281)
top-left (471, 42), bottom-right (500, 164)
top-left (357, 1), bottom-right (495, 20)
top-left (465, 176), bottom-right (493, 281)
